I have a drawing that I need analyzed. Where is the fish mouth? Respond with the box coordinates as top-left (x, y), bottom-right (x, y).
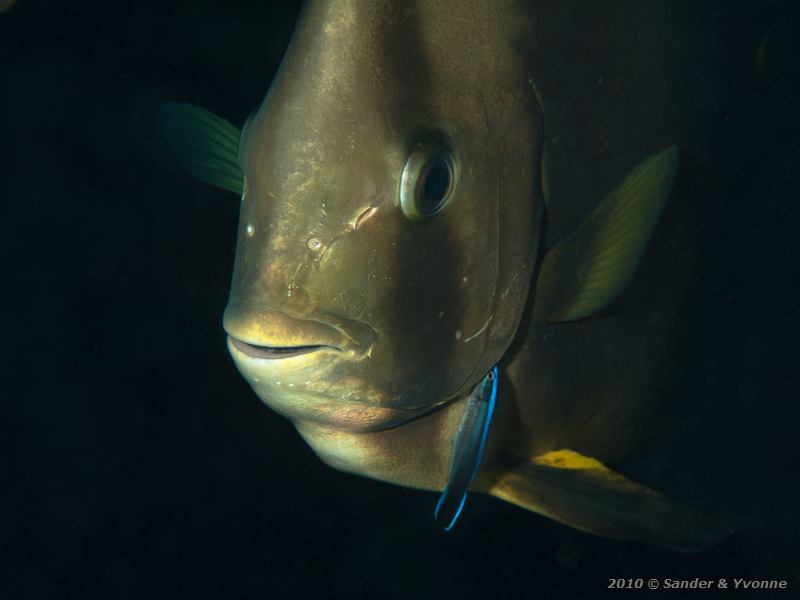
top-left (223, 302), bottom-right (445, 431)
top-left (229, 337), bottom-right (334, 359)
top-left (223, 300), bottom-right (378, 360)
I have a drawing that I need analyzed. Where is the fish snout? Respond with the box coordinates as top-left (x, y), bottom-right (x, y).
top-left (223, 300), bottom-right (377, 360)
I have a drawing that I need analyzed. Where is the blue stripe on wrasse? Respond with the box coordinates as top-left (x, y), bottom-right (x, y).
top-left (435, 366), bottom-right (498, 530)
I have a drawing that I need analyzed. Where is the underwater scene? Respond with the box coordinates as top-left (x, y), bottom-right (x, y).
top-left (2, 0), bottom-right (799, 597)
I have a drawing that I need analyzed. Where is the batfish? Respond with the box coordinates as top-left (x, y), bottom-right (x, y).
top-left (161, 0), bottom-right (731, 550)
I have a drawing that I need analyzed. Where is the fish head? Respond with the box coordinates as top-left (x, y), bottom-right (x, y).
top-left (223, 1), bottom-right (543, 432)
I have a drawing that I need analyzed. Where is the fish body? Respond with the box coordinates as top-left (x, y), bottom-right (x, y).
top-left (220, 0), bottom-right (542, 499)
top-left (162, 0), bottom-right (729, 549)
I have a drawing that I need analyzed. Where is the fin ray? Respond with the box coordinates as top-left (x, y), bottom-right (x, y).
top-left (159, 102), bottom-right (244, 195)
top-left (537, 147), bottom-right (679, 323)
top-left (489, 449), bottom-right (731, 551)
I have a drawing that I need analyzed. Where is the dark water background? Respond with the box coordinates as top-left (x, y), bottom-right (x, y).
top-left (2, 1), bottom-right (798, 598)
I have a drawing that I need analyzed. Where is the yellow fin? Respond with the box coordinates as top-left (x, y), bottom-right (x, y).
top-left (535, 449), bottom-right (614, 470)
top-left (489, 448), bottom-right (731, 551)
top-left (537, 147), bottom-right (679, 323)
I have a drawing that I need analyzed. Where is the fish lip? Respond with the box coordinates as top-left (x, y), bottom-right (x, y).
top-left (228, 336), bottom-right (336, 360)
top-left (222, 300), bottom-right (378, 359)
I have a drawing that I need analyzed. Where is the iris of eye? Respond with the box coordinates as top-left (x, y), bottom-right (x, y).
top-left (419, 156), bottom-right (451, 214)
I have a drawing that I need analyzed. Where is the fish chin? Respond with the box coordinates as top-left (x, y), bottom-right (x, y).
top-left (227, 336), bottom-right (441, 432)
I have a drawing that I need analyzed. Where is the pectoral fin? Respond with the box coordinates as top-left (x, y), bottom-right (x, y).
top-left (159, 102), bottom-right (244, 195)
top-left (488, 449), bottom-right (731, 551)
top-left (537, 147), bottom-right (679, 323)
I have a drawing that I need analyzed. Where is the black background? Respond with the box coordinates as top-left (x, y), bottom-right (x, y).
top-left (2, 1), bottom-right (799, 598)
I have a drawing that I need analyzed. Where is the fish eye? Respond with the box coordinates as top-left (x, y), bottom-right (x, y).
top-left (399, 142), bottom-right (457, 221)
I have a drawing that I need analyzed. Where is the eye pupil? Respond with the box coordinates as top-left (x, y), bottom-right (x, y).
top-left (399, 142), bottom-right (457, 221)
top-left (421, 156), bottom-right (451, 213)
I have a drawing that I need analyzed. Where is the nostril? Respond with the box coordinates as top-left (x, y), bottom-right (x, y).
top-left (354, 206), bottom-right (378, 229)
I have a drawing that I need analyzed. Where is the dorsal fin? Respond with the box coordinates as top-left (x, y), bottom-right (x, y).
top-left (159, 102), bottom-right (244, 195)
top-left (536, 147), bottom-right (679, 323)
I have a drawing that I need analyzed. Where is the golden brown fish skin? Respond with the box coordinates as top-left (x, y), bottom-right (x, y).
top-left (295, 399), bottom-right (469, 490)
top-left (225, 0), bottom-right (704, 498)
top-left (225, 0), bottom-right (542, 478)
top-left (223, 0), bottom-right (545, 490)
